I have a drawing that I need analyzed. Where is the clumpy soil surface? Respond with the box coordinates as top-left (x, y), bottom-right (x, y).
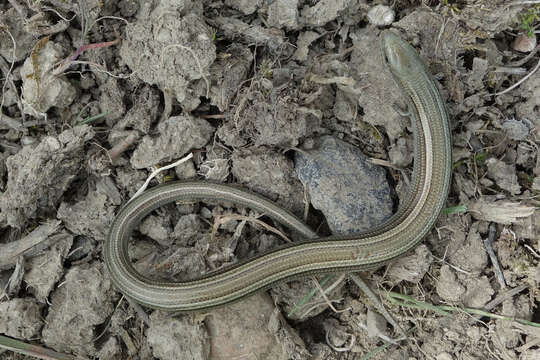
top-left (1, 1), bottom-right (540, 359)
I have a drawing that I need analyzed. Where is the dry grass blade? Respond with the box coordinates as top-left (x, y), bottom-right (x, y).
top-left (387, 292), bottom-right (540, 327)
top-left (350, 274), bottom-right (406, 336)
top-left (483, 223), bottom-right (506, 288)
top-left (0, 334), bottom-right (79, 360)
top-left (311, 275), bottom-right (348, 314)
top-left (53, 38), bottom-right (121, 75)
top-left (211, 214), bottom-right (292, 243)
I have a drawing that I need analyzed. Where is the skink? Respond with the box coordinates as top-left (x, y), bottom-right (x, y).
top-left (104, 30), bottom-right (452, 311)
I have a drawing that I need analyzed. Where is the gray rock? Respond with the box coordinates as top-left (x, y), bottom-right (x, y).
top-left (205, 293), bottom-right (301, 359)
top-left (294, 136), bottom-right (393, 233)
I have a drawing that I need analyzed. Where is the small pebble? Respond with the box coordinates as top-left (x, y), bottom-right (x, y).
top-left (367, 5), bottom-right (395, 27)
top-left (512, 32), bottom-right (537, 53)
top-left (502, 119), bottom-right (530, 141)
top-left (21, 135), bottom-right (37, 146)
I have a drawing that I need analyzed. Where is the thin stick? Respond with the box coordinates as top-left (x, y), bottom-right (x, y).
top-left (489, 57), bottom-right (540, 97)
top-left (42, 7), bottom-right (77, 22)
top-left (508, 43), bottom-right (540, 67)
top-left (524, 244), bottom-right (540, 259)
top-left (508, 0), bottom-right (540, 4)
top-left (300, 299), bottom-right (344, 318)
top-left (387, 291), bottom-right (540, 327)
top-left (483, 223), bottom-right (506, 288)
top-left (91, 16), bottom-right (130, 28)
top-left (0, 25), bottom-right (19, 131)
top-left (484, 285), bottom-right (527, 311)
top-left (349, 274), bottom-right (406, 336)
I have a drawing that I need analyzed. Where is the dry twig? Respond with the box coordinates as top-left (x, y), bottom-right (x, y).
top-left (483, 223), bottom-right (506, 288)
